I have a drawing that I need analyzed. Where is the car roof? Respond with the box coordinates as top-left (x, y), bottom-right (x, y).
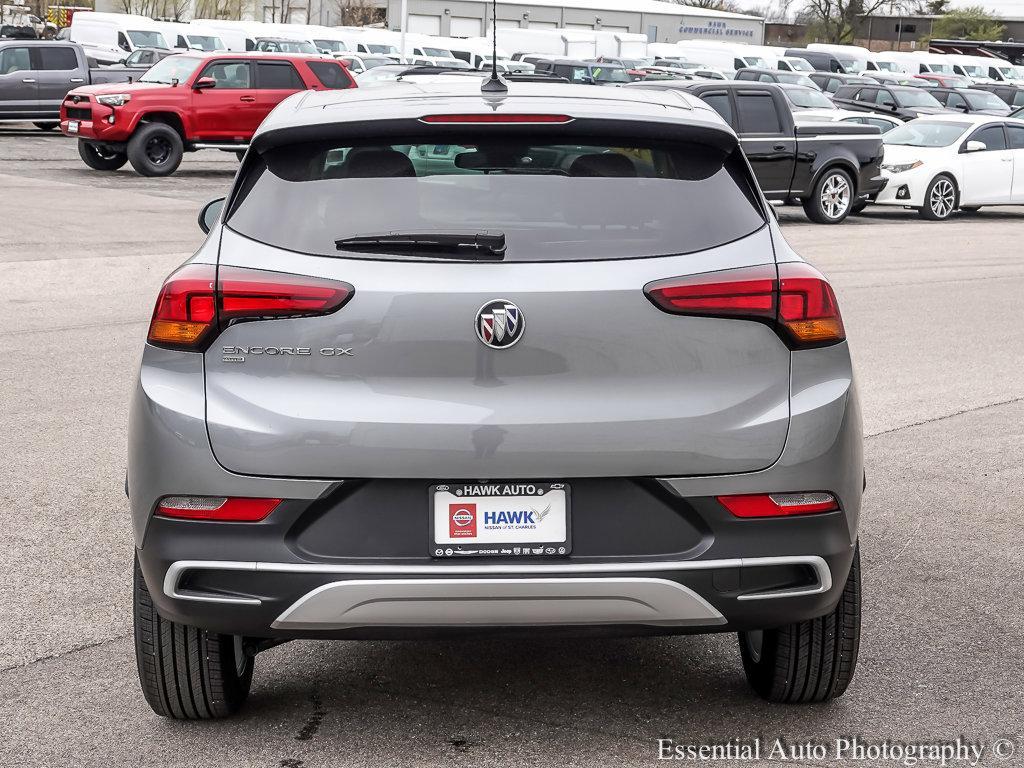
top-left (776, 82), bottom-right (818, 91)
top-left (904, 113), bottom-right (1004, 125)
top-left (257, 79), bottom-right (726, 137)
top-left (164, 50), bottom-right (329, 62)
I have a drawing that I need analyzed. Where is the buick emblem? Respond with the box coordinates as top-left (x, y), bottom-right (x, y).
top-left (475, 299), bottom-right (524, 349)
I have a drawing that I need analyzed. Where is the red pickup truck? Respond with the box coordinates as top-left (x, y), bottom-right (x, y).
top-left (60, 51), bottom-right (355, 176)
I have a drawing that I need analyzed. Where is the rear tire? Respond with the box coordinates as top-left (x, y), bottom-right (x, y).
top-left (133, 556), bottom-right (253, 719)
top-left (78, 139), bottom-right (127, 171)
top-left (739, 545), bottom-right (861, 703)
top-left (919, 174), bottom-right (958, 220)
top-left (850, 200), bottom-right (868, 215)
top-left (127, 122), bottom-right (184, 177)
top-left (802, 168), bottom-right (854, 224)
top-left (34, 121), bottom-right (57, 131)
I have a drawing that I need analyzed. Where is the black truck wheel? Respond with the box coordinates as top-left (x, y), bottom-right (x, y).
top-left (739, 545), bottom-right (861, 703)
top-left (134, 556), bottom-right (253, 719)
top-left (127, 122), bottom-right (184, 177)
top-left (802, 168), bottom-right (854, 224)
top-left (78, 139), bottom-right (128, 171)
top-left (34, 121), bottom-right (57, 131)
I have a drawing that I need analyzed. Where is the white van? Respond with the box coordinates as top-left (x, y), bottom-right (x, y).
top-left (675, 41), bottom-right (767, 77)
top-left (907, 52), bottom-right (957, 75)
top-left (747, 45), bottom-right (814, 72)
top-left (430, 36), bottom-right (510, 69)
top-left (871, 51), bottom-right (920, 75)
top-left (302, 26), bottom-right (357, 56)
top-left (807, 43), bottom-right (878, 73)
top-left (68, 12), bottom-right (169, 65)
top-left (493, 28), bottom-right (597, 60)
top-left (190, 19), bottom-right (266, 52)
top-left (155, 21), bottom-right (225, 52)
top-left (941, 54), bottom-right (996, 83)
top-left (343, 28), bottom-right (404, 61)
top-left (590, 31), bottom-right (647, 60)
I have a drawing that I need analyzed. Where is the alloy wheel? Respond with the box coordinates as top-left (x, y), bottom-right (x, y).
top-left (929, 179), bottom-right (956, 218)
top-left (820, 173), bottom-right (851, 219)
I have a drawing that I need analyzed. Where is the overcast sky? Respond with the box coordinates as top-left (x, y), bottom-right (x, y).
top-left (728, 0), bottom-right (1024, 19)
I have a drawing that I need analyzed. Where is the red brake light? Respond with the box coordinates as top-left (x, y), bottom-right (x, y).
top-left (419, 114), bottom-right (574, 124)
top-left (147, 265), bottom-right (353, 350)
top-left (718, 492), bottom-right (839, 518)
top-left (644, 263), bottom-right (844, 348)
top-left (156, 496), bottom-right (281, 522)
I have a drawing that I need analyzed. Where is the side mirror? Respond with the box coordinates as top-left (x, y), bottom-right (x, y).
top-left (193, 76), bottom-right (216, 90)
top-left (965, 140), bottom-right (987, 153)
top-left (956, 104), bottom-right (969, 111)
top-left (198, 197), bottom-right (225, 234)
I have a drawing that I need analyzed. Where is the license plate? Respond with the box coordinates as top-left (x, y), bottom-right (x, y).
top-left (67, 120), bottom-right (79, 134)
top-left (430, 482), bottom-right (570, 558)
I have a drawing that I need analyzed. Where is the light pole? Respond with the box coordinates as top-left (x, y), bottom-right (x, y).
top-left (399, 0), bottom-right (408, 61)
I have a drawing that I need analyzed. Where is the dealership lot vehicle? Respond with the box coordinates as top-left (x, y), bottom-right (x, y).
top-left (976, 83), bottom-right (1024, 109)
top-left (67, 11), bottom-right (169, 66)
top-left (61, 51), bottom-right (355, 176)
top-left (876, 115), bottom-right (1024, 219)
top-left (833, 83), bottom-right (950, 120)
top-left (128, 80), bottom-right (863, 718)
top-left (924, 87), bottom-right (1011, 116)
top-left (630, 79), bottom-right (885, 223)
top-left (0, 40), bottom-right (140, 128)
top-left (734, 68), bottom-right (820, 89)
top-left (808, 71), bottom-right (875, 95)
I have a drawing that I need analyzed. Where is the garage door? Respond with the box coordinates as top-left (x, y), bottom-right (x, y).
top-left (603, 25), bottom-right (629, 32)
top-left (565, 23), bottom-right (594, 30)
top-left (450, 16), bottom-right (482, 37)
top-left (408, 14), bottom-right (441, 35)
top-left (529, 21), bottom-right (557, 29)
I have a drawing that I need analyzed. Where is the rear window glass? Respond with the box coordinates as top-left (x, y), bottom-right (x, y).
top-left (308, 60), bottom-right (353, 89)
top-left (226, 135), bottom-right (765, 263)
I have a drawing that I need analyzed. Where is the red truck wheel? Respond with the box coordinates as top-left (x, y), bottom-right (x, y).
top-left (78, 140), bottom-right (128, 171)
top-left (127, 123), bottom-right (184, 177)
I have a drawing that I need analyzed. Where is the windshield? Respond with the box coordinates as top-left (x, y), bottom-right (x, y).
top-left (778, 73), bottom-right (817, 87)
top-left (367, 44), bottom-right (398, 55)
top-left (314, 39), bottom-right (348, 53)
top-left (186, 35), bottom-right (222, 51)
top-left (837, 57), bottom-right (865, 73)
top-left (786, 87), bottom-right (835, 109)
top-left (139, 55), bottom-right (200, 84)
top-left (228, 137), bottom-right (765, 263)
top-left (884, 121), bottom-right (969, 147)
top-left (876, 61), bottom-right (899, 72)
top-left (592, 65), bottom-right (631, 83)
top-left (786, 57), bottom-right (814, 72)
top-left (926, 63), bottom-right (954, 74)
top-left (742, 56), bottom-right (768, 68)
top-left (619, 58), bottom-right (645, 69)
top-left (356, 67), bottom-right (403, 83)
top-left (257, 39), bottom-right (317, 54)
top-left (128, 30), bottom-right (167, 49)
top-left (421, 47), bottom-right (453, 57)
top-left (996, 65), bottom-right (1023, 78)
top-left (896, 89), bottom-right (942, 107)
top-left (960, 64), bottom-right (987, 77)
top-left (964, 91), bottom-right (1011, 111)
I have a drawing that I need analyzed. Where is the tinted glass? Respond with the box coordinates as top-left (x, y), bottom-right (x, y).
top-left (735, 70), bottom-right (755, 80)
top-left (1007, 125), bottom-right (1024, 149)
top-left (308, 61), bottom-right (353, 89)
top-left (865, 117), bottom-right (897, 133)
top-left (39, 46), bottom-right (78, 70)
top-left (313, 39), bottom-right (348, 53)
top-left (187, 35), bottom-right (222, 51)
top-left (0, 46), bottom-right (30, 73)
top-left (894, 89), bottom-right (942, 107)
top-left (227, 136), bottom-right (765, 263)
top-left (201, 61), bottom-right (251, 88)
top-left (256, 62), bottom-right (303, 89)
top-left (964, 91), bottom-right (1011, 111)
top-left (786, 87), bottom-right (833, 109)
top-left (701, 93), bottom-right (733, 125)
top-left (972, 125), bottom-right (1006, 150)
top-left (736, 93), bottom-right (783, 133)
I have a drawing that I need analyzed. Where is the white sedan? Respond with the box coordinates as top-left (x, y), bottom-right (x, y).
top-left (876, 114), bottom-right (1024, 219)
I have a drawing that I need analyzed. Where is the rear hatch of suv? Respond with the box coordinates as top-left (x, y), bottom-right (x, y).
top-left (202, 105), bottom-right (791, 479)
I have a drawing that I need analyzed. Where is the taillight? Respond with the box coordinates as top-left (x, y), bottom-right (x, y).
top-left (717, 492), bottom-right (839, 518)
top-left (147, 265), bottom-right (353, 350)
top-left (419, 114), bottom-right (574, 124)
top-left (644, 262), bottom-right (845, 348)
top-left (156, 496), bottom-right (281, 522)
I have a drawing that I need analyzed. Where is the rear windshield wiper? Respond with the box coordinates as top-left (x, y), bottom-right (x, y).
top-left (335, 231), bottom-right (506, 260)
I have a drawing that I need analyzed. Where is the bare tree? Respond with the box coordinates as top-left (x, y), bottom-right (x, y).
top-left (801, 0), bottom-right (906, 43)
top-left (333, 0), bottom-right (382, 26)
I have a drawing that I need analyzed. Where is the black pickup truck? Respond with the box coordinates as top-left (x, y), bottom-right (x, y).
top-left (628, 80), bottom-right (887, 223)
top-left (0, 40), bottom-right (140, 128)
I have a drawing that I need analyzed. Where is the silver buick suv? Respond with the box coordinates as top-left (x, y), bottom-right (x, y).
top-left (129, 79), bottom-right (863, 719)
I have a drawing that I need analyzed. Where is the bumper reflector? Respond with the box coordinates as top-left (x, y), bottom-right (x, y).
top-left (717, 492), bottom-right (838, 518)
top-left (156, 496), bottom-right (281, 522)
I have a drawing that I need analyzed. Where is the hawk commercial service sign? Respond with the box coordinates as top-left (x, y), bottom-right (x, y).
top-left (679, 18), bottom-right (760, 41)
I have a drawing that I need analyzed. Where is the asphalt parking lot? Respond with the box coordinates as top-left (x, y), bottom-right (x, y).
top-left (2, 124), bottom-right (1023, 767)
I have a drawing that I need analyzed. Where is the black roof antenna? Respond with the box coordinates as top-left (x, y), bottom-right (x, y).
top-left (481, 0), bottom-right (507, 93)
